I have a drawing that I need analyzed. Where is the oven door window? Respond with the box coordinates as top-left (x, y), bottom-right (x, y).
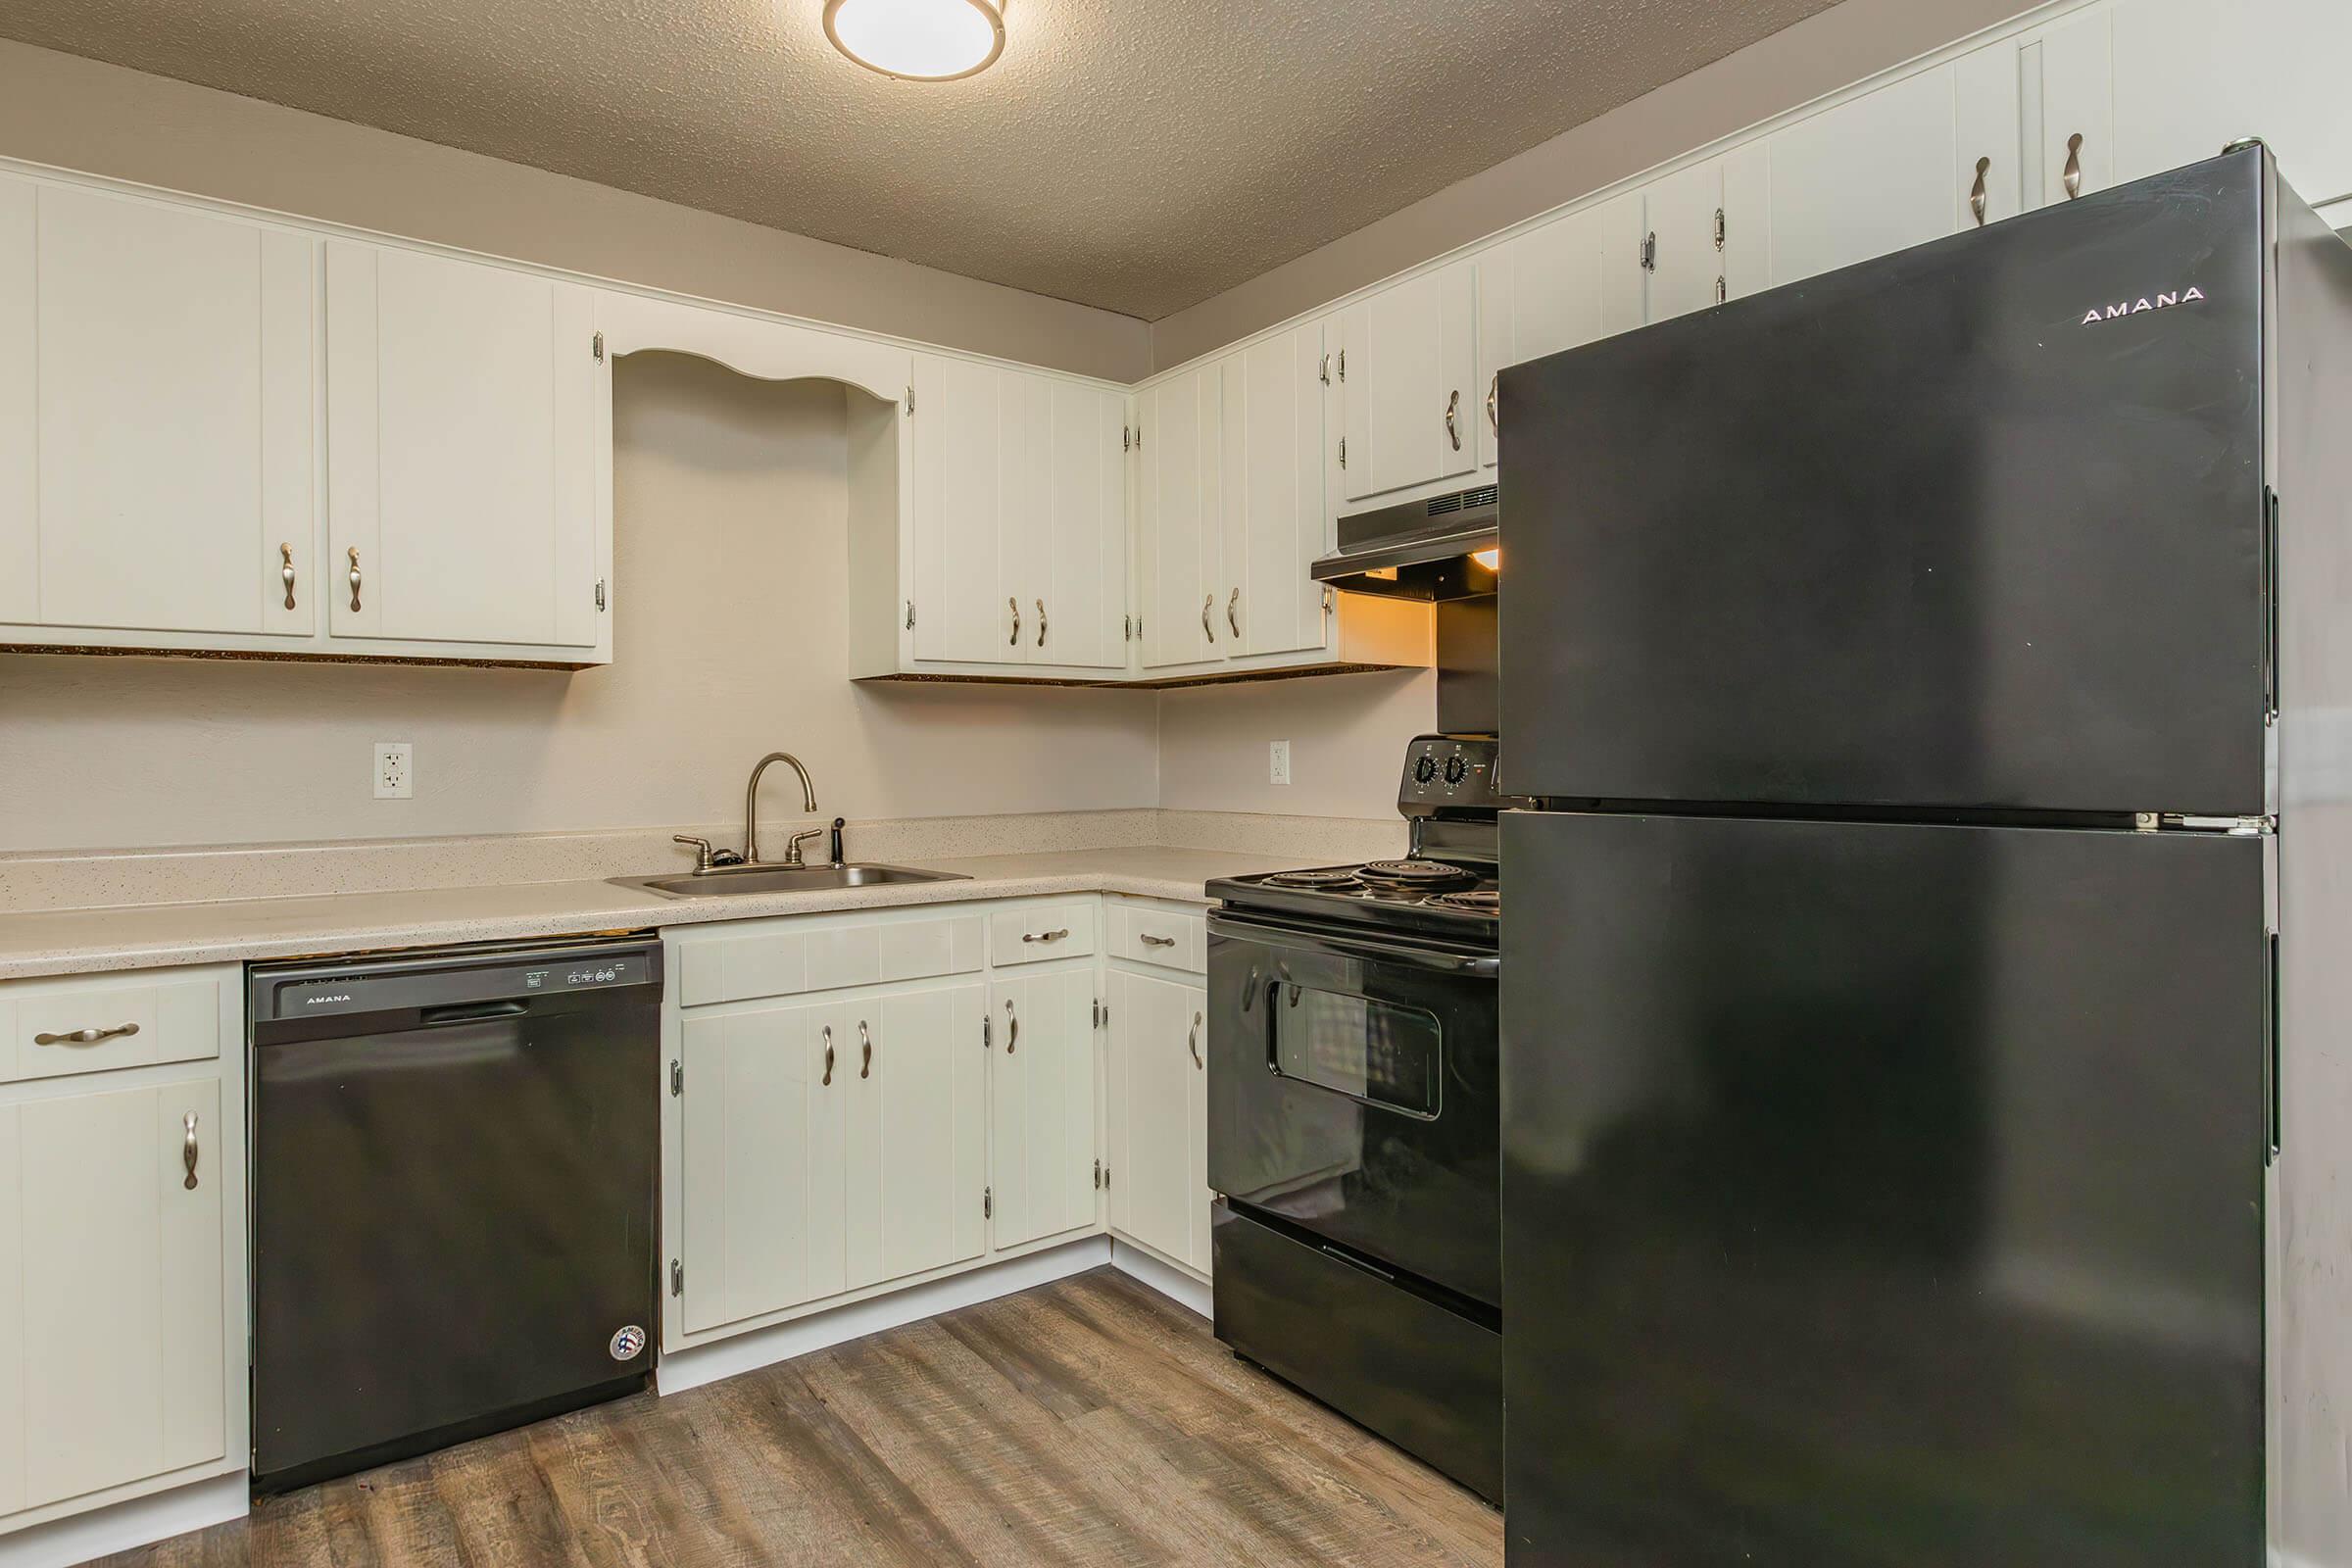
top-left (1270, 983), bottom-right (1444, 1119)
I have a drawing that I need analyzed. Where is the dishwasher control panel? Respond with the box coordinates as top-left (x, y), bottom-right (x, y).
top-left (252, 939), bottom-right (662, 1024)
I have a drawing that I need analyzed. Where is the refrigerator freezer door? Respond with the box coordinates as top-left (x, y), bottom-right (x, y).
top-left (1498, 151), bottom-right (2267, 815)
top-left (1500, 809), bottom-right (2265, 1566)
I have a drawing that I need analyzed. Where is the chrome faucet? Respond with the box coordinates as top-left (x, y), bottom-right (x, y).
top-left (744, 752), bottom-right (819, 865)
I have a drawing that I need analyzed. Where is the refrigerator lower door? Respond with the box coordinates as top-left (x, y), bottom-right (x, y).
top-left (1500, 810), bottom-right (2265, 1567)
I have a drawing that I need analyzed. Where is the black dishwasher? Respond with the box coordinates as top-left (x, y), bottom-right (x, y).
top-left (248, 935), bottom-right (662, 1492)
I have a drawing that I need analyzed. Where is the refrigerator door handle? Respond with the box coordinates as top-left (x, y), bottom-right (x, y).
top-left (2266, 928), bottom-right (2281, 1164)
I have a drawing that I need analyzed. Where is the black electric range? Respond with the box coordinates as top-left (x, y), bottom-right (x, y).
top-left (1202, 734), bottom-right (1510, 1503)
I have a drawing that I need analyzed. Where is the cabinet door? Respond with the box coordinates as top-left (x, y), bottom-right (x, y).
top-left (846, 983), bottom-right (987, 1291)
top-left (1145, 367), bottom-right (1215, 667)
top-left (1644, 159), bottom-right (1728, 322)
top-left (2030, 8), bottom-right (2114, 209)
top-left (677, 1000), bottom-right (845, 1334)
top-left (987, 970), bottom-right (1099, 1250)
top-left (1344, 258), bottom-right (1478, 501)
top-left (0, 1078), bottom-right (224, 1514)
top-left (1208, 354), bottom-right (1244, 662)
top-left (1040, 381), bottom-right (1126, 669)
top-left (326, 241), bottom-right (603, 650)
top-left (1954, 41), bottom-right (2024, 232)
top-left (1000, 372), bottom-right (1048, 664)
top-left (2114, 0), bottom-right (2352, 205)
top-left (1473, 249), bottom-right (1512, 473)
top-left (0, 182), bottom-right (312, 638)
top-left (1238, 324), bottom-right (1329, 658)
top-left (1763, 65), bottom-right (1963, 286)
top-left (1106, 970), bottom-right (1208, 1270)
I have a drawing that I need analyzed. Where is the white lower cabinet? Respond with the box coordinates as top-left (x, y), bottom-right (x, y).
top-left (0, 964), bottom-right (245, 1536)
top-left (986, 967), bottom-right (1098, 1250)
top-left (1104, 967), bottom-right (1211, 1277)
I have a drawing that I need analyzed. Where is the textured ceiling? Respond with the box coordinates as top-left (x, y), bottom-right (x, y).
top-left (0, 0), bottom-right (1840, 319)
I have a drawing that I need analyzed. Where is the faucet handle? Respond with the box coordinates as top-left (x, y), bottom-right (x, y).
top-left (673, 834), bottom-right (717, 872)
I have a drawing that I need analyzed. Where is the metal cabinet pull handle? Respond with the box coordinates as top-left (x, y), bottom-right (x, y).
top-left (1487, 373), bottom-right (1498, 435)
top-left (1201, 594), bottom-right (1215, 644)
top-left (279, 543), bottom-right (297, 611)
top-left (2063, 133), bottom-right (2083, 200)
top-left (1227, 588), bottom-right (1241, 639)
top-left (1970, 155), bottom-right (1991, 225)
top-left (1007, 597), bottom-right (1020, 646)
top-left (1188, 1011), bottom-right (1203, 1070)
top-left (1318, 353), bottom-right (1331, 386)
top-left (1004, 998), bottom-right (1018, 1054)
top-left (182, 1112), bottom-right (200, 1190)
top-left (1445, 389), bottom-right (1461, 451)
top-left (1022, 928), bottom-right (1070, 944)
top-left (858, 1019), bottom-right (872, 1079)
top-left (822, 1023), bottom-right (834, 1086)
top-left (346, 547), bottom-right (364, 612)
top-left (33, 1022), bottom-right (139, 1047)
top-left (1037, 598), bottom-right (1047, 649)
top-left (1140, 933), bottom-right (1176, 948)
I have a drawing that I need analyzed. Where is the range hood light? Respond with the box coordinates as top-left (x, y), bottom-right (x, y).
top-left (1472, 548), bottom-right (1499, 571)
top-left (824, 0), bottom-right (1006, 81)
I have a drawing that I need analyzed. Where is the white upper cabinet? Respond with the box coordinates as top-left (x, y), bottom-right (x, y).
top-left (0, 177), bottom-right (314, 641)
top-left (1235, 324), bottom-right (1330, 658)
top-left (1037, 380), bottom-right (1129, 669)
top-left (1143, 363), bottom-right (1216, 668)
top-left (1642, 158), bottom-right (1730, 322)
top-left (1761, 64), bottom-right (1971, 287)
top-left (2026, 7), bottom-right (2116, 207)
top-left (908, 352), bottom-right (1006, 664)
top-left (1339, 257), bottom-right (1477, 502)
top-left (1476, 207), bottom-right (1616, 468)
top-left (325, 241), bottom-right (608, 659)
top-left (2112, 0), bottom-right (2352, 204)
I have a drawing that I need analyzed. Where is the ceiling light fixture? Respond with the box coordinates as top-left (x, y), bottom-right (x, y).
top-left (823, 0), bottom-right (1006, 81)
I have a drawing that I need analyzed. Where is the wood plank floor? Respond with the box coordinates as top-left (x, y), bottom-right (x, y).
top-left (101, 1267), bottom-right (1501, 1567)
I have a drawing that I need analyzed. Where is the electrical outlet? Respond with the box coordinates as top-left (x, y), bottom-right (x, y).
top-left (1269, 740), bottom-right (1292, 786)
top-left (373, 742), bottom-right (414, 800)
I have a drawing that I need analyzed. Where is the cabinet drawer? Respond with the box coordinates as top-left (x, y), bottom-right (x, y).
top-left (1108, 904), bottom-right (1204, 973)
top-left (988, 903), bottom-right (1099, 966)
top-left (673, 912), bottom-right (984, 1007)
top-left (1, 968), bottom-right (225, 1083)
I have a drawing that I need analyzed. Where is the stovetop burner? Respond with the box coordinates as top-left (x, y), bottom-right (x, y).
top-left (1357, 858), bottom-right (1478, 888)
top-left (1426, 889), bottom-right (1500, 914)
top-left (1266, 867), bottom-right (1370, 889)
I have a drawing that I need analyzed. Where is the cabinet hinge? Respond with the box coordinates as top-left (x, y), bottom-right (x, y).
top-left (1714, 207), bottom-right (1727, 250)
top-left (592, 330), bottom-right (606, 363)
top-left (1640, 232), bottom-right (1657, 272)
top-left (1102, 1163), bottom-right (1111, 1190)
top-left (670, 1259), bottom-right (683, 1297)
top-left (1123, 424), bottom-right (1132, 452)
top-left (1322, 586), bottom-right (1336, 619)
top-left (982, 1015), bottom-right (992, 1051)
top-left (1339, 436), bottom-right (1348, 469)
top-left (906, 600), bottom-right (916, 631)
top-left (1715, 277), bottom-right (1727, 305)
top-left (596, 578), bottom-right (608, 612)
top-left (905, 385), bottom-right (915, 415)
top-left (2134, 811), bottom-right (2275, 835)
top-left (1319, 353), bottom-right (1331, 386)
top-left (669, 1058), bottom-right (682, 1096)
top-left (1094, 1158), bottom-right (1102, 1190)
top-left (983, 1186), bottom-right (994, 1220)
top-left (1122, 613), bottom-right (1132, 642)
top-left (1135, 424), bottom-right (1144, 449)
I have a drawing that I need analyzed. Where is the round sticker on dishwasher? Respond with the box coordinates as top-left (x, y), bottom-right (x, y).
top-left (610, 1325), bottom-right (648, 1361)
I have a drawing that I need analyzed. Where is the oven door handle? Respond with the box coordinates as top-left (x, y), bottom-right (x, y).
top-left (1210, 914), bottom-right (1498, 978)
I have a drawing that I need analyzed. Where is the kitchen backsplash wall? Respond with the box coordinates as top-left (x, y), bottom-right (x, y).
top-left (0, 353), bottom-right (1163, 856)
top-left (1156, 668), bottom-right (1437, 821)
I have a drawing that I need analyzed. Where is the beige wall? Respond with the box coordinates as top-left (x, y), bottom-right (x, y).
top-left (0, 38), bottom-right (1149, 383)
top-left (1150, 0), bottom-right (2034, 370)
top-left (0, 354), bottom-right (1160, 854)
top-left (1155, 669), bottom-right (1435, 822)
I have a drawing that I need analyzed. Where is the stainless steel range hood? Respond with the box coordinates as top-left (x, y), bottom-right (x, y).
top-left (1312, 485), bottom-right (1498, 601)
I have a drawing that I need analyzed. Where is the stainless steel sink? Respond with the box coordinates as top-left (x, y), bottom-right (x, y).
top-left (610, 862), bottom-right (967, 899)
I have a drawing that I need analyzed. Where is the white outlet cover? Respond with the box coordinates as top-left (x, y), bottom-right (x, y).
top-left (373, 742), bottom-right (414, 800)
top-left (1269, 739), bottom-right (1292, 786)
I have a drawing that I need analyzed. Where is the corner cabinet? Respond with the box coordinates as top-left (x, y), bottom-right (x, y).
top-left (1135, 323), bottom-right (1431, 684)
top-left (1102, 899), bottom-right (1212, 1277)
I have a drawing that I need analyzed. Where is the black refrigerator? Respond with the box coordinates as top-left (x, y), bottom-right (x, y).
top-left (1495, 145), bottom-right (2352, 1566)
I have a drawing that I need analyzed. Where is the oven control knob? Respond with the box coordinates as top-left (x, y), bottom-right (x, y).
top-left (1443, 756), bottom-right (1468, 786)
top-left (1413, 756), bottom-right (1438, 784)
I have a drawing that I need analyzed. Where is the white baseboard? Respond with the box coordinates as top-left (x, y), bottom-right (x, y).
top-left (1109, 1239), bottom-right (1213, 1320)
top-left (656, 1237), bottom-right (1112, 1396)
top-left (0, 1473), bottom-right (246, 1568)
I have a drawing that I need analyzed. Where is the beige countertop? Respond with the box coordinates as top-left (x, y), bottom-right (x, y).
top-left (0, 846), bottom-right (1296, 981)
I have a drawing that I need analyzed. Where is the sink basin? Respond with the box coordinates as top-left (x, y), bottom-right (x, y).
top-left (610, 862), bottom-right (968, 899)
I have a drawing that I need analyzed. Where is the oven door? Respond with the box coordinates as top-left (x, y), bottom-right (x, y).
top-left (1206, 910), bottom-right (1499, 1307)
